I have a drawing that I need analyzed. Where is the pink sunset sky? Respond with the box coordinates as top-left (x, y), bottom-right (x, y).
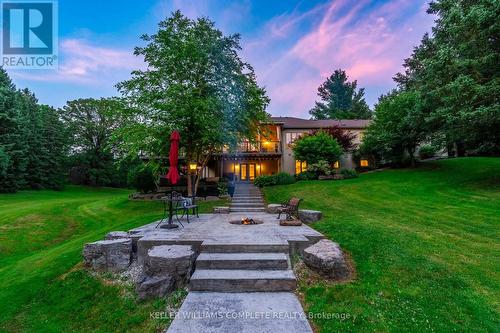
top-left (7, 0), bottom-right (435, 118)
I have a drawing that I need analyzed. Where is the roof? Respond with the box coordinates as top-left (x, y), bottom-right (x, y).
top-left (270, 116), bottom-right (371, 129)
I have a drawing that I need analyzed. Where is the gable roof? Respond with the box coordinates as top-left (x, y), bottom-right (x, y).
top-left (270, 116), bottom-right (371, 129)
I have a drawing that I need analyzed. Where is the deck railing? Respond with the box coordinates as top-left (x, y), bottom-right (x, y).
top-left (223, 141), bottom-right (281, 154)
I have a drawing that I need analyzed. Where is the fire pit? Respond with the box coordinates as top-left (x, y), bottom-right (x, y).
top-left (229, 218), bottom-right (264, 225)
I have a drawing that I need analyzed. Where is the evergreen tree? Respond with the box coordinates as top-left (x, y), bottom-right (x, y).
top-left (0, 69), bottom-right (28, 192)
top-left (309, 69), bottom-right (372, 120)
top-left (394, 0), bottom-right (500, 155)
top-left (0, 69), bottom-right (67, 192)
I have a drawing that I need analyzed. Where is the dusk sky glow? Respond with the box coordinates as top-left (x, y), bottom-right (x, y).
top-left (7, 0), bottom-right (435, 118)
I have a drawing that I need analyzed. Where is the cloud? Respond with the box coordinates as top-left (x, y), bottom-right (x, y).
top-left (243, 0), bottom-right (434, 116)
top-left (10, 39), bottom-right (142, 85)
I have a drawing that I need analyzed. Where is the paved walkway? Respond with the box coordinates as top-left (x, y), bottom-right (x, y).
top-left (130, 212), bottom-right (322, 332)
top-left (167, 292), bottom-right (312, 333)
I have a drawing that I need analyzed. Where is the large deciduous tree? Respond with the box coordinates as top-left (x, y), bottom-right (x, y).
top-left (116, 11), bottom-right (269, 195)
top-left (60, 98), bottom-right (126, 187)
top-left (309, 69), bottom-right (372, 120)
top-left (360, 91), bottom-right (427, 167)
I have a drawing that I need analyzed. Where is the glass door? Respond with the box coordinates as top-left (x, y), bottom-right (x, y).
top-left (249, 164), bottom-right (256, 180)
top-left (240, 164), bottom-right (247, 181)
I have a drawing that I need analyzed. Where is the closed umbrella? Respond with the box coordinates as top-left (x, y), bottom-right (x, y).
top-left (166, 131), bottom-right (180, 185)
top-left (160, 130), bottom-right (181, 229)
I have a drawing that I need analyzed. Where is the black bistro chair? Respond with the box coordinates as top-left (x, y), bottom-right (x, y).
top-left (174, 196), bottom-right (199, 223)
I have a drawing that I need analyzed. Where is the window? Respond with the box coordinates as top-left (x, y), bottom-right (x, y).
top-left (295, 160), bottom-right (307, 174)
top-left (333, 161), bottom-right (340, 169)
top-left (360, 159), bottom-right (369, 167)
top-left (286, 132), bottom-right (304, 145)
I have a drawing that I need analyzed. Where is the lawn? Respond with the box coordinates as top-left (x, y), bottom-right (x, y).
top-left (0, 186), bottom-right (224, 332)
top-left (264, 157), bottom-right (499, 332)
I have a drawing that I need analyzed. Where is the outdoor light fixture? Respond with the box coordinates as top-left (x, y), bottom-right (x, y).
top-left (189, 163), bottom-right (197, 171)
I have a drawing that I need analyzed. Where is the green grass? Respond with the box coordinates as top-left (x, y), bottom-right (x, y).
top-left (264, 158), bottom-right (500, 332)
top-left (0, 186), bottom-right (224, 332)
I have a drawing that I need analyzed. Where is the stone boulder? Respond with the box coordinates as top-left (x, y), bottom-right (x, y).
top-left (105, 231), bottom-right (129, 240)
top-left (136, 276), bottom-right (175, 300)
top-left (83, 239), bottom-right (132, 272)
top-left (302, 239), bottom-right (349, 280)
top-left (136, 245), bottom-right (195, 299)
top-left (267, 204), bottom-right (282, 214)
top-left (299, 209), bottom-right (322, 223)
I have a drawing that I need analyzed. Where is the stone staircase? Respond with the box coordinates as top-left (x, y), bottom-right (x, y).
top-left (189, 242), bottom-right (296, 292)
top-left (230, 182), bottom-right (265, 213)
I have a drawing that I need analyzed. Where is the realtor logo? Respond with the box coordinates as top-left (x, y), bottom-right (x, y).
top-left (1, 0), bottom-right (58, 69)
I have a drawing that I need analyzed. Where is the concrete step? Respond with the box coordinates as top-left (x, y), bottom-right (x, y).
top-left (201, 242), bottom-right (289, 253)
top-left (231, 201), bottom-right (264, 205)
top-left (231, 197), bottom-right (263, 201)
top-left (231, 197), bottom-right (264, 201)
top-left (196, 252), bottom-right (289, 270)
top-left (189, 269), bottom-right (296, 292)
top-left (230, 208), bottom-right (266, 212)
top-left (233, 193), bottom-right (262, 196)
top-left (230, 203), bottom-right (265, 207)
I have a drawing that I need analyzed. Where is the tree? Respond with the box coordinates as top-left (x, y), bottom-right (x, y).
top-left (360, 91), bottom-right (427, 167)
top-left (394, 0), bottom-right (500, 155)
top-left (116, 11), bottom-right (269, 195)
top-left (0, 69), bottom-right (67, 192)
top-left (311, 125), bottom-right (357, 152)
top-left (60, 98), bottom-right (125, 186)
top-left (293, 131), bottom-right (342, 166)
top-left (0, 69), bottom-right (28, 192)
top-left (309, 69), bottom-right (372, 120)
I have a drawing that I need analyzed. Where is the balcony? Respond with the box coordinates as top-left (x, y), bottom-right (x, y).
top-left (222, 140), bottom-right (281, 155)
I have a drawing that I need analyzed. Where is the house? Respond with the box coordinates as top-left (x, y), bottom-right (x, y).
top-left (201, 116), bottom-right (371, 182)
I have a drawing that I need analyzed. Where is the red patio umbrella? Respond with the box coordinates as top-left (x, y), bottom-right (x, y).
top-left (157, 130), bottom-right (181, 229)
top-left (166, 131), bottom-right (180, 185)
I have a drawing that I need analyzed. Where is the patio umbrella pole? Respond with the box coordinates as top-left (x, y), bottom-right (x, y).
top-left (161, 189), bottom-right (178, 229)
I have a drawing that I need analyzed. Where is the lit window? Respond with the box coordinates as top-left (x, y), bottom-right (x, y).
top-left (333, 161), bottom-right (340, 169)
top-left (295, 160), bottom-right (307, 174)
top-left (360, 159), bottom-right (369, 167)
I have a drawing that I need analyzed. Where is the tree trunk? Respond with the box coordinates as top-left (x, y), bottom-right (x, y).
top-left (187, 173), bottom-right (193, 197)
top-left (192, 151), bottom-right (213, 197)
top-left (408, 147), bottom-right (416, 168)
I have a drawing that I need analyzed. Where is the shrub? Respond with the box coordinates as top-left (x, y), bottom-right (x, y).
top-left (127, 164), bottom-right (157, 193)
top-left (254, 172), bottom-right (296, 187)
top-left (340, 168), bottom-right (358, 179)
top-left (275, 172), bottom-right (296, 185)
top-left (217, 180), bottom-right (228, 196)
top-left (419, 144), bottom-right (437, 159)
top-left (308, 160), bottom-right (333, 176)
top-left (296, 171), bottom-right (317, 181)
top-left (293, 131), bottom-right (343, 165)
top-left (254, 175), bottom-right (277, 187)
